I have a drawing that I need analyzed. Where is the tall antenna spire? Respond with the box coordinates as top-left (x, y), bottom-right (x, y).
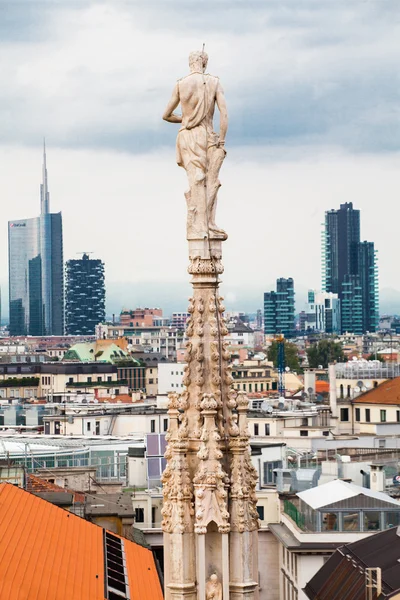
top-left (40, 138), bottom-right (50, 214)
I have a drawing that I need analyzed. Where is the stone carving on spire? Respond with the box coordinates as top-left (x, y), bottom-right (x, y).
top-left (162, 50), bottom-right (259, 600)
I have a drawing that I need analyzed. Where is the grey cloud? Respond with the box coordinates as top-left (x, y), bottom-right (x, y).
top-left (0, 0), bottom-right (399, 155)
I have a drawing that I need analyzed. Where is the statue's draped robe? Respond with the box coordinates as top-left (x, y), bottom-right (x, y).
top-left (176, 75), bottom-right (221, 183)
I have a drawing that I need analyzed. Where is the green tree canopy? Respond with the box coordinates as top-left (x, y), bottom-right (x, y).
top-left (306, 339), bottom-right (345, 368)
top-left (267, 340), bottom-right (300, 371)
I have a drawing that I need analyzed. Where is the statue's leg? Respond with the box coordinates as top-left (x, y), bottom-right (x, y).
top-left (206, 146), bottom-right (226, 234)
top-left (185, 165), bottom-right (208, 240)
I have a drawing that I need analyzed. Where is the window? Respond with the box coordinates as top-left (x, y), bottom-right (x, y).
top-left (243, 384), bottom-right (246, 391)
top-left (87, 422), bottom-right (91, 431)
top-left (340, 384), bottom-right (344, 398)
top-left (149, 379), bottom-right (154, 384)
top-left (323, 431), bottom-right (329, 436)
top-left (347, 385), bottom-right (351, 398)
top-left (68, 377), bottom-right (73, 384)
top-left (364, 511), bottom-right (381, 531)
top-left (107, 376), bottom-right (112, 382)
top-left (87, 377), bottom-right (92, 383)
top-left (263, 461), bottom-right (282, 485)
top-left (343, 512), bottom-right (360, 531)
top-left (256, 506), bottom-right (264, 520)
top-left (265, 424), bottom-right (270, 436)
top-left (321, 512), bottom-right (338, 531)
top-left (380, 410), bottom-right (387, 422)
top-left (97, 377), bottom-right (102, 382)
top-left (300, 430), bottom-right (308, 437)
top-left (254, 424), bottom-right (259, 436)
top-left (163, 418), bottom-right (168, 432)
top-left (249, 384), bottom-right (252, 392)
top-left (135, 507), bottom-right (145, 523)
top-left (150, 419), bottom-right (156, 433)
top-left (355, 408), bottom-right (360, 422)
top-left (260, 383), bottom-right (264, 391)
top-left (365, 408), bottom-right (371, 423)
top-left (95, 421), bottom-right (100, 435)
top-left (340, 408), bottom-right (349, 422)
top-left (397, 411), bottom-right (400, 423)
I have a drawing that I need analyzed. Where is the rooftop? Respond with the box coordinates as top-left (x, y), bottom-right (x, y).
top-left (304, 526), bottom-right (400, 599)
top-left (350, 377), bottom-right (400, 405)
top-left (298, 479), bottom-right (400, 510)
top-left (0, 482), bottom-right (162, 600)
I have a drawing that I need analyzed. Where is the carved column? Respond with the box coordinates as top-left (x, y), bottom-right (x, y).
top-left (162, 236), bottom-right (259, 600)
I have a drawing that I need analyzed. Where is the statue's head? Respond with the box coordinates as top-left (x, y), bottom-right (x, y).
top-left (189, 50), bottom-right (208, 73)
top-left (210, 574), bottom-right (218, 583)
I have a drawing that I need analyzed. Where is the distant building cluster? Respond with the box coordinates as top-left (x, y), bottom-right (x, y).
top-left (7, 147), bottom-right (105, 337)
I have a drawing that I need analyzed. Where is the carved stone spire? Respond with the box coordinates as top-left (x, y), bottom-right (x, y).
top-left (162, 51), bottom-right (259, 600)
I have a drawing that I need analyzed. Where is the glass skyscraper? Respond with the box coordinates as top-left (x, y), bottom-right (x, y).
top-left (65, 254), bottom-right (105, 335)
top-left (322, 202), bottom-right (378, 334)
top-left (8, 144), bottom-right (64, 336)
top-left (264, 278), bottom-right (295, 338)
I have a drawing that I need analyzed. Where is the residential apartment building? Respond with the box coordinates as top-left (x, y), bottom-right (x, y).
top-left (302, 290), bottom-right (341, 334)
top-left (231, 359), bottom-right (276, 394)
top-left (65, 253), bottom-right (105, 335)
top-left (322, 202), bottom-right (378, 333)
top-left (264, 278), bottom-right (295, 338)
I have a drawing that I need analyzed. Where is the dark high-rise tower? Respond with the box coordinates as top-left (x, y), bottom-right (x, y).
top-left (8, 143), bottom-right (64, 336)
top-left (323, 202), bottom-right (360, 295)
top-left (322, 203), bottom-right (378, 333)
top-left (65, 254), bottom-right (105, 335)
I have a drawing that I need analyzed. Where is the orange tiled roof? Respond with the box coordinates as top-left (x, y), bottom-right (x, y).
top-left (97, 394), bottom-right (133, 403)
top-left (353, 377), bottom-right (400, 405)
top-left (316, 380), bottom-right (330, 394)
top-left (0, 483), bottom-right (163, 600)
top-left (26, 473), bottom-right (86, 503)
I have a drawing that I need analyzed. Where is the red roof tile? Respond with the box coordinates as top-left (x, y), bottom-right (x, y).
top-left (0, 483), bottom-right (163, 600)
top-left (353, 377), bottom-right (400, 405)
top-left (26, 473), bottom-right (86, 503)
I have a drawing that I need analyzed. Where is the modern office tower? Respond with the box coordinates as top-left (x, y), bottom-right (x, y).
top-left (323, 202), bottom-right (360, 295)
top-left (357, 241), bottom-right (379, 333)
top-left (322, 202), bottom-right (378, 333)
top-left (341, 275), bottom-right (363, 334)
top-left (65, 254), bottom-right (105, 335)
top-left (264, 277), bottom-right (295, 337)
top-left (8, 143), bottom-right (64, 336)
top-left (305, 290), bottom-right (341, 334)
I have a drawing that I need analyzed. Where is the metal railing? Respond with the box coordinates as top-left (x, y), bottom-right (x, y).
top-left (283, 499), bottom-right (305, 530)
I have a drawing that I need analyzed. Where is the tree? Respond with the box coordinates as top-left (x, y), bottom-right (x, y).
top-left (306, 339), bottom-right (345, 368)
top-left (267, 340), bottom-right (300, 371)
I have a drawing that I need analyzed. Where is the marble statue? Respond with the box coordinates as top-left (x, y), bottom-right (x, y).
top-left (163, 50), bottom-right (228, 241)
top-left (205, 574), bottom-right (222, 600)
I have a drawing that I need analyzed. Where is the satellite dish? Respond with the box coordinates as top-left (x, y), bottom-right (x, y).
top-left (285, 366), bottom-right (290, 372)
top-left (278, 402), bottom-right (285, 410)
top-left (354, 386), bottom-right (360, 393)
top-left (308, 387), bottom-right (314, 394)
top-left (301, 392), bottom-right (308, 400)
top-left (357, 381), bottom-right (364, 388)
top-left (365, 381), bottom-right (372, 389)
top-left (266, 405), bottom-right (273, 414)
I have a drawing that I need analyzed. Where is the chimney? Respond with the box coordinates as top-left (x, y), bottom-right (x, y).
top-left (328, 363), bottom-right (337, 418)
top-left (369, 464), bottom-right (385, 492)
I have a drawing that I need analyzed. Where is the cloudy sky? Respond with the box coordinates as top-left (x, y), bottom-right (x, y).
top-left (1, 1), bottom-right (400, 317)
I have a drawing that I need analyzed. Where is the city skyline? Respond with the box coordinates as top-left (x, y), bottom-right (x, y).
top-left (1, 2), bottom-right (400, 318)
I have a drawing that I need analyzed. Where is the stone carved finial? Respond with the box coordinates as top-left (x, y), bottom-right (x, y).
top-left (206, 574), bottom-right (223, 600)
top-left (194, 393), bottom-right (230, 534)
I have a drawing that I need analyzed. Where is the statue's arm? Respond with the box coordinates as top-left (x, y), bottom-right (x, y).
top-left (162, 83), bottom-right (182, 124)
top-left (216, 83), bottom-right (228, 144)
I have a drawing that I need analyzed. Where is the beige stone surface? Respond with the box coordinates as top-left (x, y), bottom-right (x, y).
top-left (162, 50), bottom-right (259, 600)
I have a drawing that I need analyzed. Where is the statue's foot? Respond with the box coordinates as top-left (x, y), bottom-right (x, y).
top-left (208, 224), bottom-right (228, 240)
